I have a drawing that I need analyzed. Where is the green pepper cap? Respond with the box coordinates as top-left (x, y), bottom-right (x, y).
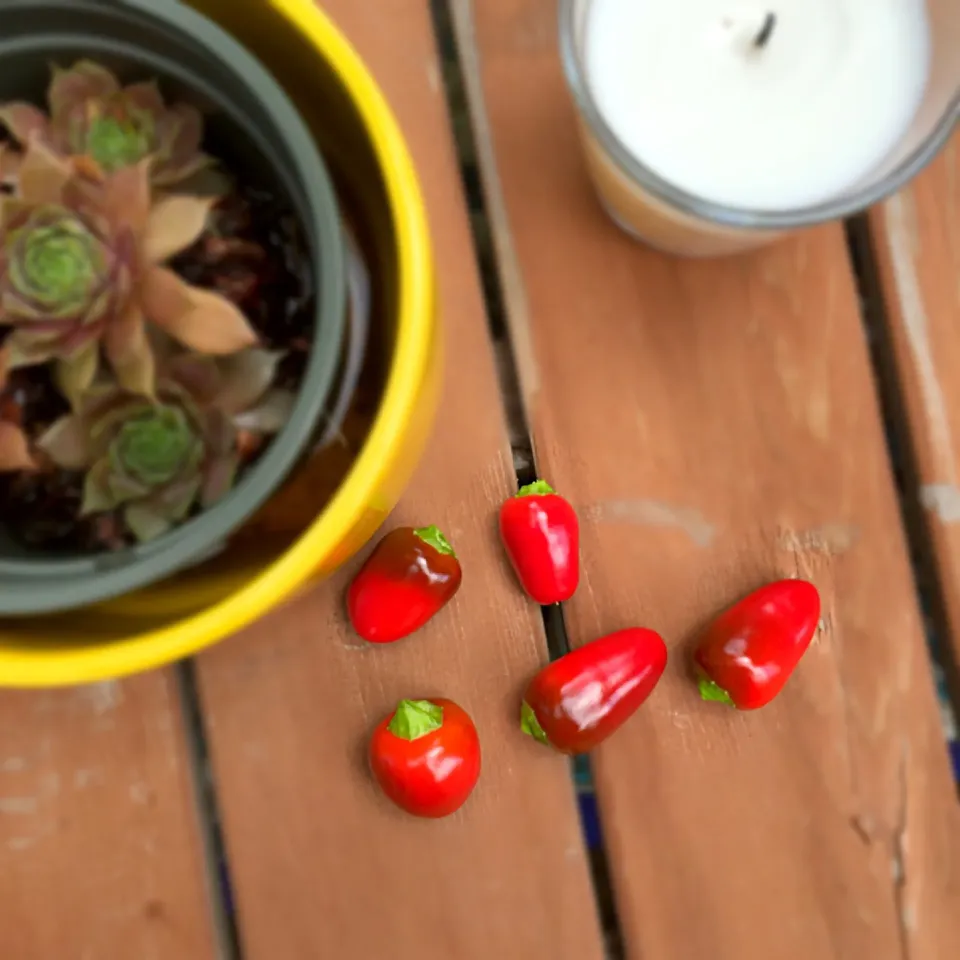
top-left (414, 525), bottom-right (455, 557)
top-left (387, 699), bottom-right (444, 740)
top-left (698, 676), bottom-right (735, 707)
top-left (520, 701), bottom-right (550, 746)
top-left (516, 480), bottom-right (555, 497)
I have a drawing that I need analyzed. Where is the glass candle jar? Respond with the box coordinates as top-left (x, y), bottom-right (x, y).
top-left (560, 0), bottom-right (959, 257)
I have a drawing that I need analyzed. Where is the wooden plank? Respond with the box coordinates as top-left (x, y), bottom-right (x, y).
top-left (0, 673), bottom-right (218, 959)
top-left (456, 2), bottom-right (960, 958)
top-left (867, 135), bottom-right (960, 676)
top-left (191, 2), bottom-right (605, 958)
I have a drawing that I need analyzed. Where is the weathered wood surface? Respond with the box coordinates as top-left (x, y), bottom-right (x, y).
top-left (3, 4), bottom-right (957, 959)
top-left (455, 1), bottom-right (960, 958)
top-left (867, 135), bottom-right (960, 677)
top-left (0, 673), bottom-right (218, 959)
top-left (190, 2), bottom-right (605, 958)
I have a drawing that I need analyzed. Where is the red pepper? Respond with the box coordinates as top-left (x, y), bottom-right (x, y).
top-left (369, 698), bottom-right (481, 818)
top-left (347, 525), bottom-right (461, 643)
top-left (499, 480), bottom-right (579, 604)
top-left (520, 628), bottom-right (667, 754)
top-left (694, 579), bottom-right (821, 710)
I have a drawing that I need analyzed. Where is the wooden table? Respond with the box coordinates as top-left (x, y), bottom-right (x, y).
top-left (3, 3), bottom-right (959, 957)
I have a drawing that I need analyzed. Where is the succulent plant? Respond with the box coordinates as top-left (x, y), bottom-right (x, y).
top-left (0, 60), bottom-right (213, 188)
top-left (37, 347), bottom-right (293, 542)
top-left (0, 139), bottom-right (258, 406)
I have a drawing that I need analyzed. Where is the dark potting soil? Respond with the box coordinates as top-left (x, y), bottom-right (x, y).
top-left (0, 182), bottom-right (316, 554)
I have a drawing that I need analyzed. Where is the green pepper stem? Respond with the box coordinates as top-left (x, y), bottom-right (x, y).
top-left (517, 479), bottom-right (555, 497)
top-left (413, 525), bottom-right (455, 557)
top-left (387, 699), bottom-right (444, 740)
top-left (698, 676), bottom-right (735, 706)
top-left (520, 701), bottom-right (550, 746)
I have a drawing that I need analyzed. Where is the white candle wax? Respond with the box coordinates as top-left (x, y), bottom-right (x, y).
top-left (584, 0), bottom-right (931, 210)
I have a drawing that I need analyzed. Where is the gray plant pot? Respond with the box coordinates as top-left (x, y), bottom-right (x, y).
top-left (0, 0), bottom-right (346, 615)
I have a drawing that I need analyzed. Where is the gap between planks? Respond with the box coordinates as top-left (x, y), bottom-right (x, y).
top-left (845, 216), bottom-right (960, 752)
top-left (176, 661), bottom-right (244, 960)
top-left (433, 1), bottom-right (626, 955)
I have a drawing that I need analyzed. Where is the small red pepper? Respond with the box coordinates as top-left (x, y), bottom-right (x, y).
top-left (369, 698), bottom-right (481, 818)
top-left (499, 480), bottom-right (579, 604)
top-left (520, 628), bottom-right (667, 754)
top-left (694, 579), bottom-right (821, 710)
top-left (347, 525), bottom-right (462, 643)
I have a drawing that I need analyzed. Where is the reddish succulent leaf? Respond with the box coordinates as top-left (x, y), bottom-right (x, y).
top-left (154, 104), bottom-right (212, 186)
top-left (121, 80), bottom-right (166, 116)
top-left (234, 389), bottom-right (295, 433)
top-left (2, 334), bottom-right (59, 370)
top-left (138, 265), bottom-right (193, 328)
top-left (104, 302), bottom-right (155, 398)
top-left (80, 457), bottom-right (116, 515)
top-left (215, 349), bottom-right (283, 414)
top-left (143, 194), bottom-right (215, 263)
top-left (98, 160), bottom-right (152, 233)
top-left (124, 502), bottom-right (172, 542)
top-left (16, 139), bottom-right (72, 203)
top-left (164, 353), bottom-right (223, 405)
top-left (37, 413), bottom-right (93, 469)
top-left (141, 266), bottom-right (258, 355)
top-left (0, 102), bottom-right (50, 145)
top-left (158, 475), bottom-right (203, 520)
top-left (0, 145), bottom-right (22, 187)
top-left (201, 453), bottom-right (239, 507)
top-left (54, 341), bottom-right (100, 409)
top-left (48, 61), bottom-right (118, 118)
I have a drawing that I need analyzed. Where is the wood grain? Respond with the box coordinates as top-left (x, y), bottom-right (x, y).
top-left (191, 2), bottom-right (605, 958)
top-left (0, 673), bottom-right (218, 959)
top-left (456, 2), bottom-right (960, 958)
top-left (867, 135), bottom-right (960, 678)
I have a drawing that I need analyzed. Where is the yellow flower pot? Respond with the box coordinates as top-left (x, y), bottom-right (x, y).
top-left (0, 0), bottom-right (438, 687)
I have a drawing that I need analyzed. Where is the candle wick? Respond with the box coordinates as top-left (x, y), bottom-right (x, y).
top-left (753, 12), bottom-right (776, 49)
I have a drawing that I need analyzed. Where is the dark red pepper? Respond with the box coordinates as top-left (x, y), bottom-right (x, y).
top-left (369, 698), bottom-right (481, 818)
top-left (347, 525), bottom-right (462, 643)
top-left (499, 480), bottom-right (579, 604)
top-left (694, 579), bottom-right (821, 710)
top-left (520, 628), bottom-right (667, 754)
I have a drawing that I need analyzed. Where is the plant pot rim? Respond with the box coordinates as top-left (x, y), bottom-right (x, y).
top-left (0, 0), bottom-right (346, 615)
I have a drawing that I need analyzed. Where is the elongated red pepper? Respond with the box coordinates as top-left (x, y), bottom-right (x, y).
top-left (499, 480), bottom-right (579, 604)
top-left (694, 579), bottom-right (820, 710)
top-left (347, 525), bottom-right (461, 643)
top-left (520, 628), bottom-right (667, 754)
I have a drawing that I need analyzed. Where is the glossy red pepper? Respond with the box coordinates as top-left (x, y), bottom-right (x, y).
top-left (499, 480), bottom-right (579, 604)
top-left (520, 628), bottom-right (667, 754)
top-left (369, 698), bottom-right (481, 818)
top-left (347, 525), bottom-right (461, 643)
top-left (694, 579), bottom-right (821, 710)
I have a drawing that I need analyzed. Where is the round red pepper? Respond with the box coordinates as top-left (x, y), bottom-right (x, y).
top-left (520, 628), bottom-right (667, 754)
top-left (347, 525), bottom-right (462, 643)
top-left (369, 698), bottom-right (481, 818)
top-left (499, 480), bottom-right (579, 604)
top-left (694, 579), bottom-right (821, 710)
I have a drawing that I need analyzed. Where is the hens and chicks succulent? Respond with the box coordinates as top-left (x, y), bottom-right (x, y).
top-left (0, 61), bottom-right (291, 543)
